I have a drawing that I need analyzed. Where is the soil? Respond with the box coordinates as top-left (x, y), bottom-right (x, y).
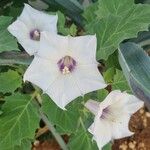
top-left (112, 107), bottom-right (150, 150)
top-left (33, 107), bottom-right (150, 150)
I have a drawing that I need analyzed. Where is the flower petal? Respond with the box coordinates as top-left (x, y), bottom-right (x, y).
top-left (8, 20), bottom-right (38, 55)
top-left (45, 74), bottom-right (82, 109)
top-left (91, 117), bottom-right (112, 149)
top-left (85, 100), bottom-right (100, 115)
top-left (8, 4), bottom-right (58, 55)
top-left (18, 4), bottom-right (33, 28)
top-left (24, 56), bottom-right (59, 91)
top-left (19, 4), bottom-right (58, 33)
top-left (122, 94), bottom-right (144, 115)
top-left (72, 64), bottom-right (107, 95)
top-left (68, 35), bottom-right (97, 64)
top-left (111, 113), bottom-right (134, 139)
top-left (8, 20), bottom-right (29, 39)
top-left (88, 123), bottom-right (94, 135)
top-left (100, 90), bottom-right (124, 110)
top-left (37, 32), bottom-right (68, 60)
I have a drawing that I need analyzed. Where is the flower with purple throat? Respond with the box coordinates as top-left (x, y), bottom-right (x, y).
top-left (8, 4), bottom-right (58, 55)
top-left (24, 32), bottom-right (107, 109)
top-left (85, 90), bottom-right (144, 150)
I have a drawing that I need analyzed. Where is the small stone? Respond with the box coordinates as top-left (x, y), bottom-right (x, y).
top-left (133, 141), bottom-right (136, 144)
top-left (119, 144), bottom-right (128, 150)
top-left (138, 142), bottom-right (145, 148)
top-left (146, 112), bottom-right (150, 118)
top-left (33, 140), bottom-right (40, 147)
top-left (140, 109), bottom-right (144, 114)
top-left (143, 118), bottom-right (147, 127)
top-left (128, 142), bottom-right (135, 149)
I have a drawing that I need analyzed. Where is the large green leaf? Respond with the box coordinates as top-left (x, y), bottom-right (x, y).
top-left (0, 70), bottom-right (22, 93)
top-left (68, 128), bottom-right (98, 150)
top-left (119, 42), bottom-right (150, 107)
top-left (42, 95), bottom-right (81, 134)
top-left (96, 0), bottom-right (134, 18)
top-left (0, 94), bottom-right (40, 149)
top-left (85, 0), bottom-right (150, 60)
top-left (8, 139), bottom-right (32, 150)
top-left (0, 16), bottom-right (19, 52)
top-left (0, 16), bottom-right (12, 29)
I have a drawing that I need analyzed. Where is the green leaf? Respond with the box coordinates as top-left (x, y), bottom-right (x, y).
top-left (0, 51), bottom-right (32, 66)
top-left (102, 143), bottom-right (112, 150)
top-left (86, 0), bottom-right (150, 60)
top-left (55, 0), bottom-right (83, 13)
top-left (68, 128), bottom-right (98, 150)
top-left (0, 70), bottom-right (22, 93)
top-left (44, 0), bottom-right (84, 26)
top-left (119, 42), bottom-right (150, 108)
top-left (57, 11), bottom-right (69, 35)
top-left (83, 2), bottom-right (98, 23)
top-left (97, 89), bottom-right (109, 101)
top-left (0, 94), bottom-right (40, 149)
top-left (0, 16), bottom-right (12, 29)
top-left (112, 69), bottom-right (131, 92)
top-left (8, 139), bottom-right (32, 150)
top-left (42, 95), bottom-right (81, 134)
top-left (0, 16), bottom-right (19, 52)
top-left (69, 24), bottom-right (77, 36)
top-left (105, 51), bottom-right (121, 69)
top-left (57, 11), bottom-right (77, 36)
top-left (0, 110), bottom-right (3, 115)
top-left (96, 0), bottom-right (134, 18)
top-left (103, 67), bottom-right (115, 83)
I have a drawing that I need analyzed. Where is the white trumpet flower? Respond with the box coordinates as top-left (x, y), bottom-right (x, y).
top-left (8, 3), bottom-right (58, 55)
top-left (85, 90), bottom-right (144, 150)
top-left (24, 32), bottom-right (107, 109)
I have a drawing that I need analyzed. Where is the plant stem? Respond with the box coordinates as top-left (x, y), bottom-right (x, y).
top-left (39, 110), bottom-right (68, 150)
top-left (79, 117), bottom-right (86, 132)
top-left (32, 90), bottom-right (68, 150)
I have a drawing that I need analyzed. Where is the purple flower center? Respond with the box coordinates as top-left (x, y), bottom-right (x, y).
top-left (57, 56), bottom-right (76, 74)
top-left (30, 29), bottom-right (40, 41)
top-left (100, 107), bottom-right (110, 119)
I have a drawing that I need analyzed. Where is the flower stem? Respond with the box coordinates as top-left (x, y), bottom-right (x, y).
top-left (39, 110), bottom-right (68, 150)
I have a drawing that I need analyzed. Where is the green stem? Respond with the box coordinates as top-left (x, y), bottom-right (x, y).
top-left (39, 110), bottom-right (68, 150)
top-left (79, 117), bottom-right (86, 132)
top-left (33, 92), bottom-right (68, 150)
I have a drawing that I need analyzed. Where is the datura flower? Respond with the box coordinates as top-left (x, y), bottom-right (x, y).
top-left (8, 4), bottom-right (58, 55)
top-left (85, 90), bottom-right (144, 150)
top-left (24, 32), bottom-right (107, 109)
